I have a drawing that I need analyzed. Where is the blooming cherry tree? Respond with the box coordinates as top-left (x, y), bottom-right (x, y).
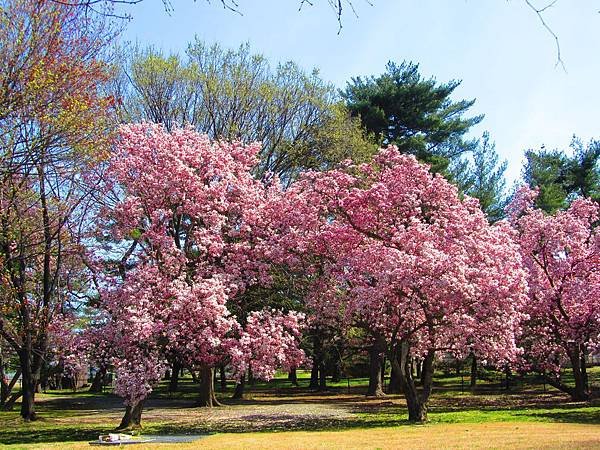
top-left (272, 149), bottom-right (528, 422)
top-left (97, 123), bottom-right (304, 428)
top-left (509, 186), bottom-right (600, 400)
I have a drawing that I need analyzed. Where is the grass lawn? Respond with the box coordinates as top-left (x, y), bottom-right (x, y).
top-left (2, 369), bottom-right (600, 449)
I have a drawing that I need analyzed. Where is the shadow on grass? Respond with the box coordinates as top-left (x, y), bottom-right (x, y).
top-left (0, 423), bottom-right (107, 445)
top-left (527, 408), bottom-right (600, 424)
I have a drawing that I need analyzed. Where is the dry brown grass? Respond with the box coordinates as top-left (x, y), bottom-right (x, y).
top-left (24, 422), bottom-right (600, 449)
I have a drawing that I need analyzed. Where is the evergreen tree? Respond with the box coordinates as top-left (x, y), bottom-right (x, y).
top-left (460, 132), bottom-right (507, 222)
top-left (341, 61), bottom-right (482, 173)
top-left (566, 137), bottom-right (600, 202)
top-left (523, 137), bottom-right (599, 213)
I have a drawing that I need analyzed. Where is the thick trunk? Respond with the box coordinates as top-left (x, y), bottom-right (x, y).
top-left (388, 359), bottom-right (402, 394)
top-left (288, 368), bottom-right (298, 386)
top-left (232, 373), bottom-right (245, 400)
top-left (393, 342), bottom-right (434, 423)
top-left (318, 362), bottom-right (327, 391)
top-left (197, 366), bottom-right (221, 407)
top-left (569, 349), bottom-right (590, 401)
top-left (581, 352), bottom-right (589, 393)
top-left (19, 348), bottom-right (37, 421)
top-left (470, 354), bottom-right (477, 389)
top-left (309, 360), bottom-right (319, 389)
top-left (332, 361), bottom-right (341, 383)
top-left (504, 366), bottom-right (512, 391)
top-left (118, 400), bottom-right (144, 430)
top-left (219, 366), bottom-right (227, 392)
top-left (89, 367), bottom-right (106, 393)
top-left (169, 361), bottom-right (181, 392)
top-left (366, 339), bottom-right (385, 397)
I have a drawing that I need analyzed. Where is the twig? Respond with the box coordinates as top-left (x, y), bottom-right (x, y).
top-left (524, 0), bottom-right (566, 71)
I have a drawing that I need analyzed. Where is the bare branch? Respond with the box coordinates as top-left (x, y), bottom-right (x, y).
top-left (524, 0), bottom-right (566, 71)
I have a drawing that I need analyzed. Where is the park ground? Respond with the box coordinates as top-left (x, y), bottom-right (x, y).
top-left (2, 370), bottom-right (600, 449)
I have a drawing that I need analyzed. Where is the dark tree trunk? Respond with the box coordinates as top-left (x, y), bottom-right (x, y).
top-left (197, 366), bottom-right (221, 407)
top-left (504, 366), bottom-right (511, 391)
top-left (470, 354), bottom-right (477, 389)
top-left (19, 348), bottom-right (37, 421)
top-left (309, 360), bottom-right (319, 389)
top-left (0, 368), bottom-right (6, 406)
top-left (318, 362), bottom-right (327, 391)
top-left (568, 348), bottom-right (590, 401)
top-left (331, 360), bottom-right (342, 383)
top-left (288, 368), bottom-right (298, 386)
top-left (366, 339), bottom-right (385, 397)
top-left (415, 358), bottom-right (422, 380)
top-left (309, 333), bottom-right (322, 389)
top-left (117, 400), bottom-right (144, 430)
top-left (581, 351), bottom-right (589, 393)
top-left (232, 373), bottom-right (245, 399)
top-left (3, 392), bottom-right (22, 411)
top-left (89, 367), bottom-right (106, 393)
top-left (219, 365), bottom-right (227, 392)
top-left (393, 342), bottom-right (434, 423)
top-left (1, 368), bottom-right (20, 406)
top-left (169, 360), bottom-right (182, 392)
top-left (388, 363), bottom-right (401, 394)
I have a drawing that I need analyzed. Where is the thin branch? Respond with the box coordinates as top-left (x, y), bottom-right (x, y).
top-left (524, 0), bottom-right (566, 71)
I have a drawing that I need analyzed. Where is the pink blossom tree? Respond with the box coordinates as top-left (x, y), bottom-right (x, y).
top-left (271, 149), bottom-right (528, 422)
top-left (96, 123), bottom-right (304, 428)
top-left (509, 185), bottom-right (600, 401)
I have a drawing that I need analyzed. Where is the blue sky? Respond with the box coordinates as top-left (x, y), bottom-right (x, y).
top-left (121, 0), bottom-right (600, 184)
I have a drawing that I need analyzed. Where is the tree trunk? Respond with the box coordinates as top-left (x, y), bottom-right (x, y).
top-left (416, 358), bottom-right (422, 380)
top-left (0, 370), bottom-right (6, 406)
top-left (288, 368), bottom-right (298, 386)
top-left (232, 373), bottom-right (245, 400)
top-left (89, 367), bottom-right (106, 393)
top-left (197, 366), bottom-right (221, 407)
top-left (581, 350), bottom-right (589, 393)
top-left (366, 339), bottom-right (385, 397)
top-left (1, 367), bottom-right (19, 406)
top-left (393, 342), bottom-right (434, 423)
top-left (318, 362), bottom-right (327, 391)
top-left (568, 348), bottom-right (590, 401)
top-left (169, 361), bottom-right (181, 392)
top-left (470, 354), bottom-right (477, 389)
top-left (117, 400), bottom-right (144, 430)
top-left (388, 360), bottom-right (402, 394)
top-left (19, 348), bottom-right (37, 421)
top-left (331, 361), bottom-right (341, 383)
top-left (219, 366), bottom-right (227, 392)
top-left (309, 333), bottom-right (322, 389)
top-left (309, 360), bottom-right (319, 389)
top-left (3, 392), bottom-right (22, 411)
